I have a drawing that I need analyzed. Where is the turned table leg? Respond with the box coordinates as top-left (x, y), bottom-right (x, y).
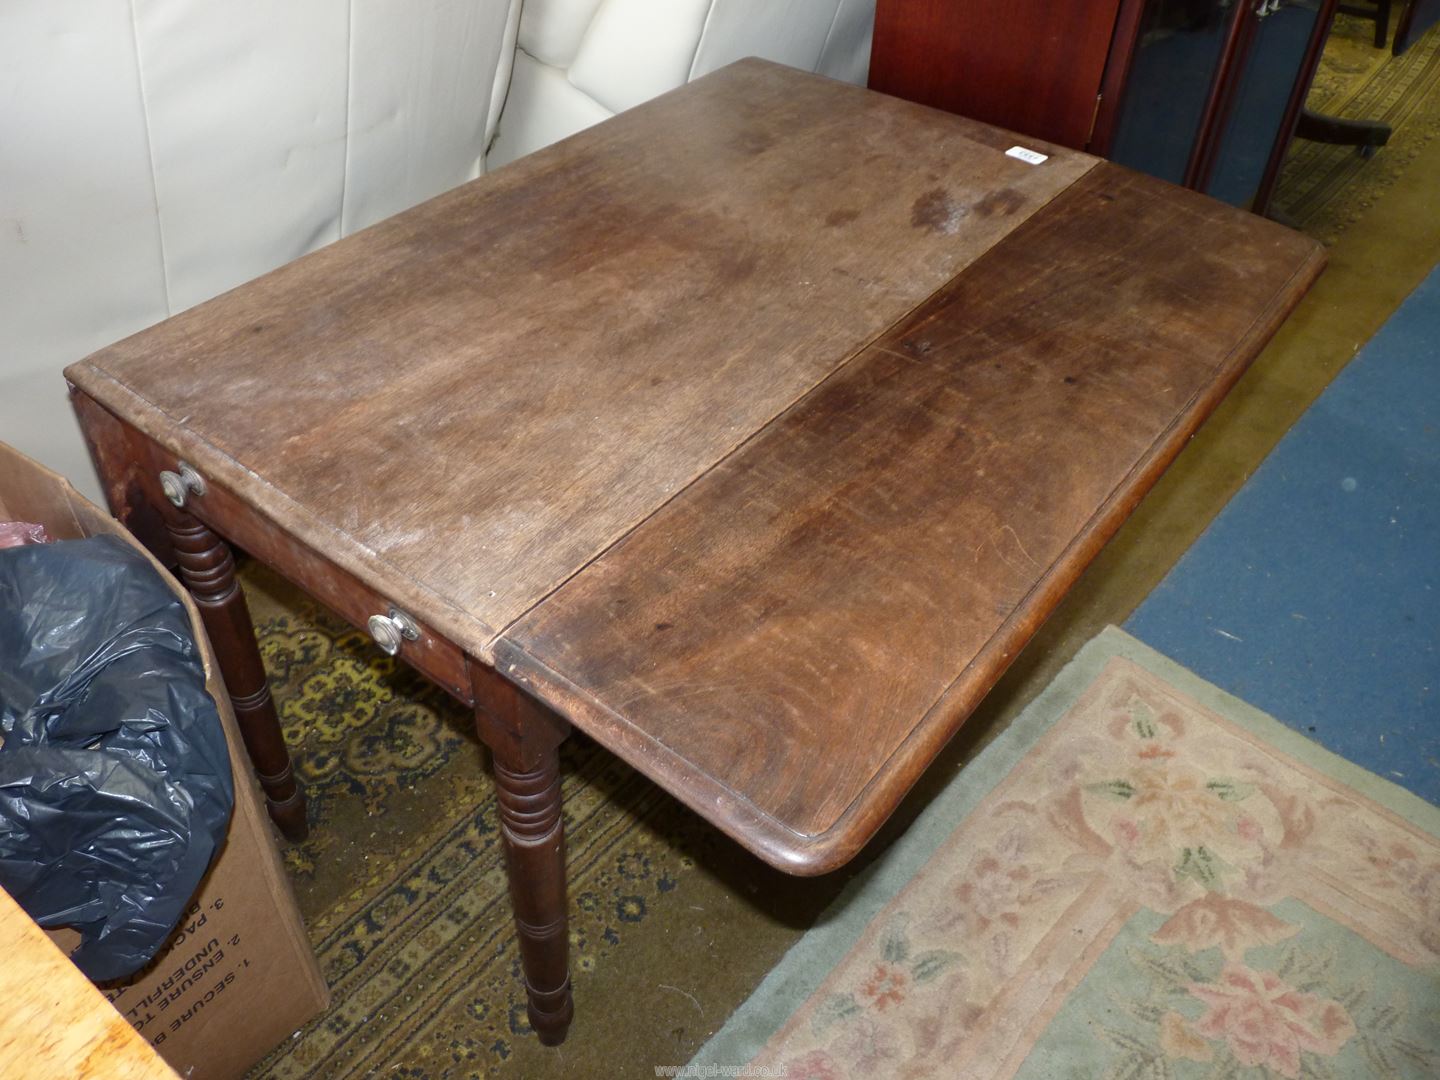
top-left (69, 388), bottom-right (307, 841)
top-left (166, 512), bottom-right (308, 841)
top-left (493, 749), bottom-right (574, 1044)
top-left (474, 667), bottom-right (574, 1045)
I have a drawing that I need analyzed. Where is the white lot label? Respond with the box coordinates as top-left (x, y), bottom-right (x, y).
top-left (1006, 146), bottom-right (1049, 165)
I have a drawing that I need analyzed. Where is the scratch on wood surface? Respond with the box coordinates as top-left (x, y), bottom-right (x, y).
top-left (999, 523), bottom-right (1040, 568)
top-left (658, 983), bottom-right (704, 1017)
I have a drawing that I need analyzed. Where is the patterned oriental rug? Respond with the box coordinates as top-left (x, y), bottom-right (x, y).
top-left (696, 629), bottom-right (1440, 1078)
top-left (1273, 12), bottom-right (1440, 242)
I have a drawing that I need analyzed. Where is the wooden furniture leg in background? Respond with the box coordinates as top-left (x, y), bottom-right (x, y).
top-left (1296, 107), bottom-right (1393, 158)
top-left (474, 667), bottom-right (574, 1045)
top-left (164, 510), bottom-right (309, 841)
top-left (1338, 0), bottom-right (1393, 47)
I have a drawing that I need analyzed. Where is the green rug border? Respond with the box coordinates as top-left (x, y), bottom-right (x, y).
top-left (691, 625), bottom-right (1440, 1067)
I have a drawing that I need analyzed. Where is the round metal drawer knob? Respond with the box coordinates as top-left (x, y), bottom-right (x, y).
top-left (158, 462), bottom-right (206, 507)
top-left (367, 607), bottom-right (419, 656)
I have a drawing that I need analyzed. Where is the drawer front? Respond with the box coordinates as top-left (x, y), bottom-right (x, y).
top-left (146, 445), bottom-right (474, 707)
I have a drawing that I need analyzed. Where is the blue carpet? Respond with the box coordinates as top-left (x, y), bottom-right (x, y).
top-left (1127, 265), bottom-right (1440, 804)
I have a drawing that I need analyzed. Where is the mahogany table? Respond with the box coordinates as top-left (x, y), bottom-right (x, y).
top-left (66, 60), bottom-right (1323, 1045)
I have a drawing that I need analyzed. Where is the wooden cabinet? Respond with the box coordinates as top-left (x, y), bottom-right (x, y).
top-left (870, 0), bottom-right (1338, 216)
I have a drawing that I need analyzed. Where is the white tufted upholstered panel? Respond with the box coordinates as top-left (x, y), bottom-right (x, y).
top-left (1, 0), bottom-right (520, 499)
top-left (1, 0), bottom-right (873, 499)
top-left (485, 0), bottom-right (875, 168)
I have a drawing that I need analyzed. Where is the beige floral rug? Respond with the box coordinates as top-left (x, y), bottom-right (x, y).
top-left (695, 628), bottom-right (1440, 1079)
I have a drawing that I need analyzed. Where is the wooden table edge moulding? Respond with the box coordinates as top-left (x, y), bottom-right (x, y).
top-left (64, 60), bottom-right (1324, 1045)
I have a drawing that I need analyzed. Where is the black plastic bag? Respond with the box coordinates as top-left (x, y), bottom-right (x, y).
top-left (0, 534), bottom-right (234, 981)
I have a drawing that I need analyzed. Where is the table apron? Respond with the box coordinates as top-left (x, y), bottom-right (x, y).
top-left (139, 437), bottom-right (476, 708)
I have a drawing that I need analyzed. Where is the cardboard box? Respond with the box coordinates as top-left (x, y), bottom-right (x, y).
top-left (1, 442), bottom-right (328, 1079)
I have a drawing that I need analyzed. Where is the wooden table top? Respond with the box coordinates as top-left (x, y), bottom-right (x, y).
top-left (69, 60), bottom-right (1324, 875)
top-left (1, 886), bottom-right (179, 1080)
